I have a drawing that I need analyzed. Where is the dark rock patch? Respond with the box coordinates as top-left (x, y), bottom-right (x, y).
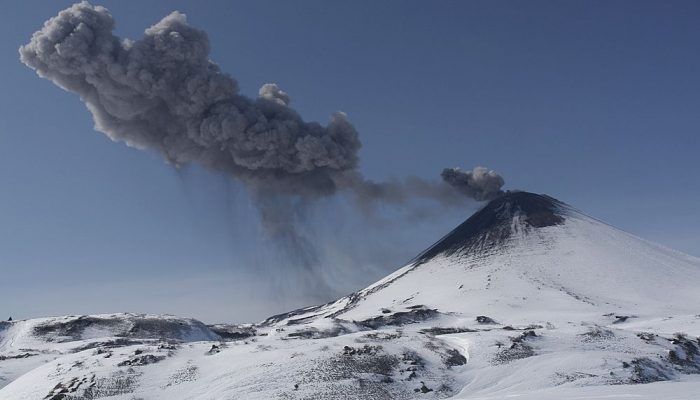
top-left (72, 338), bottom-right (142, 352)
top-left (637, 332), bottom-right (657, 343)
top-left (343, 345), bottom-right (383, 356)
top-left (34, 317), bottom-right (124, 342)
top-left (305, 345), bottom-right (401, 398)
top-left (208, 324), bottom-right (256, 341)
top-left (206, 344), bottom-right (221, 355)
top-left (630, 358), bottom-right (674, 383)
top-left (164, 364), bottom-right (199, 387)
top-left (118, 354), bottom-right (165, 367)
top-left (414, 382), bottom-right (433, 393)
top-left (476, 316), bottom-right (497, 324)
top-left (668, 333), bottom-right (700, 373)
top-left (259, 305), bottom-right (324, 326)
top-left (399, 351), bottom-right (425, 381)
top-left (444, 349), bottom-right (467, 367)
top-left (492, 330), bottom-right (537, 365)
top-left (0, 352), bottom-right (37, 361)
top-left (33, 315), bottom-right (216, 343)
top-left (554, 371), bottom-right (597, 384)
top-left (579, 327), bottom-right (615, 343)
top-left (421, 327), bottom-right (478, 335)
top-left (613, 315), bottom-right (635, 324)
top-left (362, 331), bottom-right (402, 341)
top-left (356, 309), bottom-right (441, 329)
top-left (287, 324), bottom-right (351, 340)
top-left (44, 374), bottom-right (97, 400)
top-left (77, 370), bottom-right (140, 399)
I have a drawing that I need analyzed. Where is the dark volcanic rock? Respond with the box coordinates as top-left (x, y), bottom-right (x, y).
top-left (630, 357), bottom-right (674, 383)
top-left (32, 315), bottom-right (217, 343)
top-left (33, 316), bottom-right (124, 341)
top-left (421, 327), bottom-right (478, 335)
top-left (493, 330), bottom-right (538, 364)
top-left (0, 321), bottom-right (11, 331)
top-left (415, 191), bottom-right (567, 263)
top-left (259, 305), bottom-right (324, 326)
top-left (476, 315), bottom-right (497, 324)
top-left (668, 333), bottom-right (700, 372)
top-left (118, 353), bottom-right (165, 367)
top-left (356, 309), bottom-right (441, 329)
top-left (444, 349), bottom-right (467, 367)
top-left (0, 353), bottom-right (37, 361)
top-left (208, 324), bottom-right (256, 341)
top-left (72, 338), bottom-right (142, 352)
top-left (287, 324), bottom-right (352, 340)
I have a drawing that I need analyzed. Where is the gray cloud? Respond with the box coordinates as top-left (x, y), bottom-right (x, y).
top-left (20, 2), bottom-right (506, 279)
top-left (441, 166), bottom-right (505, 201)
top-left (20, 3), bottom-right (360, 198)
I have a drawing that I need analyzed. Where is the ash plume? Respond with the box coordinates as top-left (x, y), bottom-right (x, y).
top-left (440, 166), bottom-right (505, 201)
top-left (19, 3), bottom-right (360, 198)
top-left (20, 2), bottom-right (506, 281)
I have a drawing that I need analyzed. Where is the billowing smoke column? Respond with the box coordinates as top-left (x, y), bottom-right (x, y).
top-left (19, 3), bottom-right (360, 199)
top-left (20, 2), bottom-right (505, 270)
top-left (441, 167), bottom-right (505, 201)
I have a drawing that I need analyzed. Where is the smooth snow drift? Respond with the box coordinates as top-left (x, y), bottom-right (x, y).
top-left (2, 191), bottom-right (699, 399)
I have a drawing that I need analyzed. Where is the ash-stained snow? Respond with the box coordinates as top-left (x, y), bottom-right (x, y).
top-left (2, 192), bottom-right (700, 399)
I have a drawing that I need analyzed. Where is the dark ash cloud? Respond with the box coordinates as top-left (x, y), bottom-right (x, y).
top-left (20, 2), bottom-right (507, 278)
top-left (20, 3), bottom-right (360, 198)
top-left (441, 166), bottom-right (505, 201)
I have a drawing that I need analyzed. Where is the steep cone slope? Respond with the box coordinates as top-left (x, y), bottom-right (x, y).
top-left (415, 191), bottom-right (567, 263)
top-left (3, 192), bottom-right (700, 400)
top-left (277, 191), bottom-right (700, 326)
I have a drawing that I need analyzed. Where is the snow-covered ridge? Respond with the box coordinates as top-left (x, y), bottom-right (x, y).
top-left (0, 313), bottom-right (219, 350)
top-left (0, 313), bottom-right (221, 390)
top-left (2, 191), bottom-right (700, 399)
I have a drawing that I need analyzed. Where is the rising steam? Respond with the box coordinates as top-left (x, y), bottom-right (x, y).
top-left (20, 2), bottom-right (505, 280)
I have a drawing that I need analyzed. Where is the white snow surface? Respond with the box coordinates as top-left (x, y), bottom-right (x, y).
top-left (2, 194), bottom-right (700, 399)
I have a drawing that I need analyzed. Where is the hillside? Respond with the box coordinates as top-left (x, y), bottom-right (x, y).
top-left (2, 192), bottom-right (699, 399)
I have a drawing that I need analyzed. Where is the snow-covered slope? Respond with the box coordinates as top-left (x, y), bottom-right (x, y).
top-left (0, 313), bottom-right (220, 389)
top-left (297, 191), bottom-right (700, 324)
top-left (2, 191), bottom-right (700, 399)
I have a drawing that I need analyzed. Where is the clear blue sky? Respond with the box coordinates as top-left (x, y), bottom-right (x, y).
top-left (1, 1), bottom-right (698, 323)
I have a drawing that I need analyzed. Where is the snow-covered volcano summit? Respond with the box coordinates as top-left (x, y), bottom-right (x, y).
top-left (2, 192), bottom-right (700, 399)
top-left (415, 191), bottom-right (568, 263)
top-left (275, 190), bottom-right (700, 326)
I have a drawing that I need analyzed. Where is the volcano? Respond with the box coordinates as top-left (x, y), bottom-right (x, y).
top-left (272, 191), bottom-right (700, 326)
top-left (2, 192), bottom-right (700, 399)
top-left (415, 191), bottom-right (567, 262)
